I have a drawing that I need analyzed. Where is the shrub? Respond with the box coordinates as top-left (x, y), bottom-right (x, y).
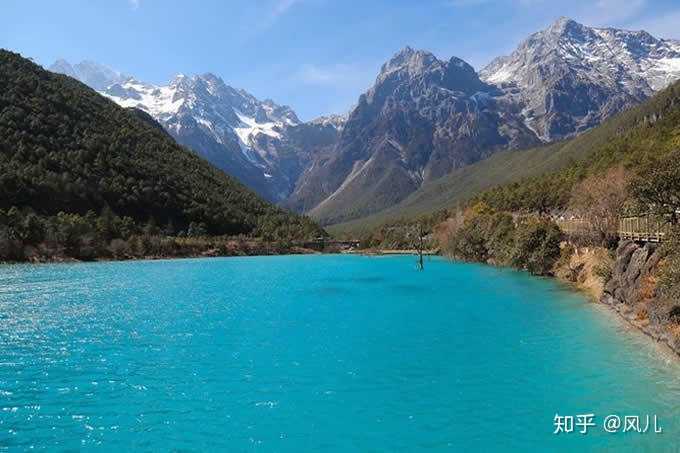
top-left (443, 203), bottom-right (515, 265)
top-left (658, 226), bottom-right (680, 301)
top-left (555, 243), bottom-right (575, 271)
top-left (568, 166), bottom-right (631, 246)
top-left (109, 239), bottom-right (130, 259)
top-left (511, 218), bottom-right (563, 275)
top-left (632, 149), bottom-right (680, 222)
top-left (0, 226), bottom-right (24, 261)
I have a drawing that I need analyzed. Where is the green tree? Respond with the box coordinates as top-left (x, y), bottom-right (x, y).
top-left (511, 218), bottom-right (563, 276)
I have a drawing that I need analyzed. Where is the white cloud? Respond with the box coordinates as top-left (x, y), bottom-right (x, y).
top-left (128, 0), bottom-right (140, 10)
top-left (249, 0), bottom-right (305, 32)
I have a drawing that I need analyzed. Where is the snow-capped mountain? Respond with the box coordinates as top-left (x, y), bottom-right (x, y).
top-left (480, 17), bottom-right (680, 140)
top-left (104, 74), bottom-right (299, 164)
top-left (49, 17), bottom-right (680, 224)
top-left (289, 19), bottom-right (680, 224)
top-left (50, 62), bottom-right (342, 202)
top-left (50, 59), bottom-right (129, 91)
top-left (285, 47), bottom-right (540, 222)
top-left (308, 114), bottom-right (347, 131)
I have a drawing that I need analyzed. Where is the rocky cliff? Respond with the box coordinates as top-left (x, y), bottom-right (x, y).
top-left (601, 240), bottom-right (680, 356)
top-left (296, 19), bottom-right (680, 225)
top-left (602, 241), bottom-right (662, 306)
top-left (291, 47), bottom-right (539, 225)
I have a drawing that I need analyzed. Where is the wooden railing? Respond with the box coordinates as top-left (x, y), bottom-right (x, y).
top-left (618, 215), bottom-right (670, 243)
top-left (555, 218), bottom-right (590, 235)
top-left (555, 215), bottom-right (672, 243)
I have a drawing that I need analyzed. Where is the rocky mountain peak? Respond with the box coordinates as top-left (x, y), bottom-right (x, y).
top-left (169, 73), bottom-right (188, 83)
top-left (443, 56), bottom-right (489, 94)
top-left (309, 114), bottom-right (347, 131)
top-left (378, 47), bottom-right (443, 81)
top-left (547, 16), bottom-right (585, 36)
top-left (479, 18), bottom-right (680, 141)
top-left (373, 48), bottom-right (487, 96)
top-left (50, 59), bottom-right (76, 78)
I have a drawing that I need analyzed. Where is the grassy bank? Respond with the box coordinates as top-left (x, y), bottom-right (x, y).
top-left (0, 234), bottom-right (320, 264)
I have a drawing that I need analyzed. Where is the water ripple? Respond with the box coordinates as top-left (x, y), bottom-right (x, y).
top-left (1, 256), bottom-right (679, 451)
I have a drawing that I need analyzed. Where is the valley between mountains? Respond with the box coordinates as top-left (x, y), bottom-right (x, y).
top-left (51, 17), bottom-right (680, 229)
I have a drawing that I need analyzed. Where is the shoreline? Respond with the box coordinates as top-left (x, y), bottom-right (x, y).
top-left (0, 246), bottom-right (323, 266)
top-left (557, 273), bottom-right (680, 361)
top-left (5, 246), bottom-right (677, 363)
top-left (1, 247), bottom-right (438, 265)
top-left (350, 249), bottom-right (439, 256)
top-left (443, 246), bottom-right (680, 363)
top-left (592, 302), bottom-right (680, 365)
top-left (601, 296), bottom-right (680, 360)
top-left (554, 249), bottom-right (680, 361)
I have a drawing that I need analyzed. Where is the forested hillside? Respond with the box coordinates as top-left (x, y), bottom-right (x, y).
top-left (331, 78), bottom-right (680, 236)
top-left (434, 78), bottom-right (680, 272)
top-left (477, 80), bottom-right (680, 213)
top-left (0, 50), bottom-right (322, 260)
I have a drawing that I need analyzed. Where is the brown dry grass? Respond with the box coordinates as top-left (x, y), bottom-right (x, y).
top-left (635, 305), bottom-right (649, 321)
top-left (554, 246), bottom-right (611, 300)
top-left (638, 274), bottom-right (658, 303)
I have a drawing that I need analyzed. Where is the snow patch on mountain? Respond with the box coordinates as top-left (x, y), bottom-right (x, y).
top-left (103, 80), bottom-right (184, 118)
top-left (92, 72), bottom-right (300, 172)
top-left (309, 114), bottom-right (347, 131)
top-left (482, 19), bottom-right (680, 94)
top-left (480, 18), bottom-right (680, 141)
top-left (234, 111), bottom-right (282, 144)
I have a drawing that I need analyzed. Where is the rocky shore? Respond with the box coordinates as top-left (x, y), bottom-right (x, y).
top-left (555, 240), bottom-right (680, 358)
top-left (600, 241), bottom-right (680, 357)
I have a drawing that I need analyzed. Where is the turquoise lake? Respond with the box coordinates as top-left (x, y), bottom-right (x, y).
top-left (1, 255), bottom-right (680, 451)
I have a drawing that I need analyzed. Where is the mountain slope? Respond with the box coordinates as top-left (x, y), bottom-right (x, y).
top-left (288, 47), bottom-right (539, 225)
top-left (47, 18), bottom-right (680, 226)
top-left (49, 61), bottom-right (344, 203)
top-left (1, 49), bottom-right (322, 239)
top-left (329, 77), bottom-right (680, 235)
top-left (480, 17), bottom-right (680, 141)
top-left (293, 18), bottom-right (680, 227)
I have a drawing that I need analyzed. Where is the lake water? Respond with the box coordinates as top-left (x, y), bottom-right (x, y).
top-left (1, 255), bottom-right (679, 451)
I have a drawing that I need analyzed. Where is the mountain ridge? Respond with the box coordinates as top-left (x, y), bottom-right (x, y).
top-left (296, 17), bottom-right (680, 225)
top-left (328, 76), bottom-right (680, 235)
top-left (480, 17), bottom-right (680, 141)
top-left (48, 17), bottom-right (680, 228)
top-left (1, 49), bottom-right (321, 240)
top-left (48, 61), bottom-right (345, 203)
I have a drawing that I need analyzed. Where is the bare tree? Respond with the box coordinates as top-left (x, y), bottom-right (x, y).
top-left (633, 149), bottom-right (680, 224)
top-left (417, 224), bottom-right (425, 270)
top-left (569, 166), bottom-right (631, 245)
top-left (410, 223), bottom-right (425, 271)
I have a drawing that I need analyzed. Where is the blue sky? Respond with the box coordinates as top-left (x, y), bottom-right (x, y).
top-left (2, 0), bottom-right (680, 120)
